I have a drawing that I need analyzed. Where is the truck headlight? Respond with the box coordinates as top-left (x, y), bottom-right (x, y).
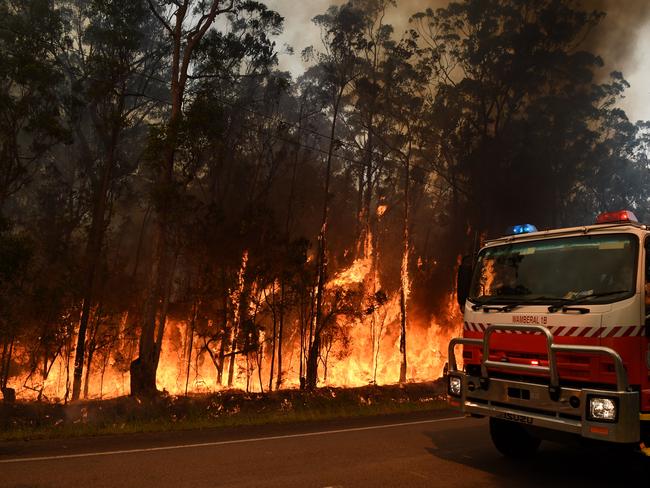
top-left (588, 397), bottom-right (617, 422)
top-left (448, 376), bottom-right (462, 397)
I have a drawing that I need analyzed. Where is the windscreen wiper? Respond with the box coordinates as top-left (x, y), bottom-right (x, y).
top-left (470, 297), bottom-right (522, 313)
top-left (547, 290), bottom-right (630, 313)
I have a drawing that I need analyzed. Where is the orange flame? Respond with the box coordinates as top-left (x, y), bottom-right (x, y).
top-left (6, 244), bottom-right (462, 400)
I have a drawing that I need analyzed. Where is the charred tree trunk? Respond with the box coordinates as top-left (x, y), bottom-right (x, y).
top-left (184, 301), bottom-right (197, 395)
top-left (131, 85), bottom-right (178, 397)
top-left (131, 0), bottom-right (229, 396)
top-left (227, 250), bottom-right (249, 387)
top-left (1, 335), bottom-right (15, 402)
top-left (306, 86), bottom-right (344, 391)
top-left (82, 310), bottom-right (102, 399)
top-left (399, 154), bottom-right (411, 384)
top-left (130, 229), bottom-right (165, 396)
top-left (72, 122), bottom-right (119, 401)
top-left (305, 333), bottom-right (321, 390)
top-left (276, 280), bottom-right (285, 390)
top-left (83, 342), bottom-right (94, 399)
top-left (298, 290), bottom-right (308, 389)
top-left (268, 284), bottom-right (277, 392)
top-left (216, 271), bottom-right (229, 385)
top-left (275, 104), bottom-right (302, 391)
top-left (360, 127), bottom-right (374, 258)
top-left (154, 252), bottom-right (177, 373)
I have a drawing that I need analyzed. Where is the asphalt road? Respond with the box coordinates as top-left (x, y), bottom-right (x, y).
top-left (1, 411), bottom-right (648, 487)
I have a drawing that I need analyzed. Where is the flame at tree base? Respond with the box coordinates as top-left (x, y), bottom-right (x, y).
top-left (5, 253), bottom-right (462, 402)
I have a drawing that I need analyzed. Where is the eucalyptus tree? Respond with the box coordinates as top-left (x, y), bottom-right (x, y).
top-left (345, 0), bottom-right (396, 259)
top-left (131, 0), bottom-right (283, 395)
top-left (304, 1), bottom-right (370, 390)
top-left (375, 35), bottom-right (432, 383)
top-left (0, 0), bottom-right (67, 211)
top-left (414, 0), bottom-right (627, 230)
top-left (53, 0), bottom-right (166, 401)
top-left (0, 0), bottom-right (68, 401)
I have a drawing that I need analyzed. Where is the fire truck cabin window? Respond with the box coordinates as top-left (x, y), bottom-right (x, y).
top-left (469, 234), bottom-right (638, 304)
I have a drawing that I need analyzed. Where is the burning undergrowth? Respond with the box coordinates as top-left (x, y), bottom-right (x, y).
top-left (0, 381), bottom-right (446, 440)
top-left (4, 226), bottom-right (463, 402)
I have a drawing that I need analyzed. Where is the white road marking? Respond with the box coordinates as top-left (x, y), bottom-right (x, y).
top-left (0, 416), bottom-right (466, 464)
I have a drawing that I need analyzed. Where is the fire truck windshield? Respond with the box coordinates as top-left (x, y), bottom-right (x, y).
top-left (469, 233), bottom-right (638, 305)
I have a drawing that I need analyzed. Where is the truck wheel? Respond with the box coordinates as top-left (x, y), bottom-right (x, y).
top-left (489, 417), bottom-right (541, 459)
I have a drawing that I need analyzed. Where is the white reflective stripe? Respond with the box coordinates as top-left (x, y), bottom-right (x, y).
top-left (601, 326), bottom-right (616, 338)
top-left (613, 326), bottom-right (628, 338)
top-left (551, 326), bottom-right (599, 337)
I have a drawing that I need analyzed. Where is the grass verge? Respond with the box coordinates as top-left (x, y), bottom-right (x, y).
top-left (0, 381), bottom-right (448, 442)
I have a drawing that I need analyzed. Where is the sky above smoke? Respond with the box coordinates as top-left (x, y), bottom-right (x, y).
top-left (265, 0), bottom-right (650, 122)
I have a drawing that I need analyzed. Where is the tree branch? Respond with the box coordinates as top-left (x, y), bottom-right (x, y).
top-left (147, 0), bottom-right (173, 34)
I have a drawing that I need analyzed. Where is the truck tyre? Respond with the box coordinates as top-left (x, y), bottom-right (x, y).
top-left (489, 417), bottom-right (541, 459)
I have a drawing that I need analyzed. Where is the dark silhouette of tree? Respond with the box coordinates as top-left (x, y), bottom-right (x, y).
top-left (0, 0), bottom-right (67, 210)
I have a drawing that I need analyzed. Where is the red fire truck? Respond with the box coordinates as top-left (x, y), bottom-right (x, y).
top-left (449, 210), bottom-right (650, 458)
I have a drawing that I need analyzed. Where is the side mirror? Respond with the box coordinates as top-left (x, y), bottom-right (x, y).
top-left (457, 255), bottom-right (474, 311)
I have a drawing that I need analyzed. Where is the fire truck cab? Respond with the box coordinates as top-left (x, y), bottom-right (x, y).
top-left (448, 210), bottom-right (650, 458)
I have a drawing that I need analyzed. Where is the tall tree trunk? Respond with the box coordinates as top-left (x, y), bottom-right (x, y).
top-left (399, 154), bottom-right (411, 384)
top-left (276, 280), bottom-right (285, 390)
top-left (185, 301), bottom-right (197, 395)
top-left (216, 282), bottom-right (228, 385)
top-left (82, 309), bottom-right (101, 399)
top-left (154, 252), bottom-right (178, 373)
top-left (131, 0), bottom-right (230, 397)
top-left (1, 335), bottom-right (11, 389)
top-left (305, 334), bottom-right (321, 390)
top-left (83, 343), bottom-right (94, 399)
top-left (130, 78), bottom-right (179, 395)
top-left (227, 250), bottom-right (249, 387)
top-left (306, 86), bottom-right (344, 390)
top-left (298, 290), bottom-right (307, 389)
top-left (72, 142), bottom-right (117, 401)
top-left (268, 284), bottom-right (277, 391)
top-left (361, 126), bottom-right (374, 258)
top-left (276, 103), bottom-right (302, 390)
top-left (1, 335), bottom-right (15, 401)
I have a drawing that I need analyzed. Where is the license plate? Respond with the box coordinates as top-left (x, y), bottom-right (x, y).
top-left (498, 412), bottom-right (534, 424)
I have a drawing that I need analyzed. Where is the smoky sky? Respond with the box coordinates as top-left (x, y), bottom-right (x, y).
top-left (266, 0), bottom-right (650, 121)
top-left (583, 0), bottom-right (650, 67)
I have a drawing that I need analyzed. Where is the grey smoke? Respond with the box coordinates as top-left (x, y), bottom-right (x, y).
top-left (268, 0), bottom-right (650, 120)
top-left (582, 0), bottom-right (650, 69)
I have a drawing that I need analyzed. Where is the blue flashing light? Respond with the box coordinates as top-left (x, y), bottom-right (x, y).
top-left (506, 224), bottom-right (538, 235)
